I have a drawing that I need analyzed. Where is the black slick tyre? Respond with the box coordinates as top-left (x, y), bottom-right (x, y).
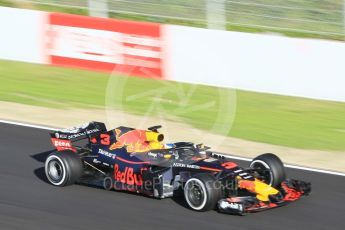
top-left (250, 153), bottom-right (286, 187)
top-left (45, 150), bottom-right (83, 186)
top-left (184, 173), bottom-right (222, 211)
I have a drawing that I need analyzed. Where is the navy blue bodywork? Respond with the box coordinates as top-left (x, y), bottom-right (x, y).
top-left (49, 121), bottom-right (310, 214)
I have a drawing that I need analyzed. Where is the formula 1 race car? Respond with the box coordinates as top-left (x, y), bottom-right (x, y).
top-left (45, 121), bottom-right (311, 215)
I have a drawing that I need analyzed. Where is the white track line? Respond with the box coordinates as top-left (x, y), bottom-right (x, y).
top-left (213, 153), bottom-right (345, 177)
top-left (1, 119), bottom-right (344, 177)
top-left (0, 119), bottom-right (58, 131)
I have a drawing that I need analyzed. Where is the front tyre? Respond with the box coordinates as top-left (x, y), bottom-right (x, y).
top-left (184, 174), bottom-right (222, 211)
top-left (250, 153), bottom-right (286, 187)
top-left (45, 151), bottom-right (83, 186)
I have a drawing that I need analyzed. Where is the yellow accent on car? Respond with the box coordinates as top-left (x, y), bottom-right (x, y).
top-left (145, 131), bottom-right (164, 150)
top-left (145, 131), bottom-right (164, 142)
top-left (253, 179), bottom-right (279, 201)
top-left (164, 154), bottom-right (172, 159)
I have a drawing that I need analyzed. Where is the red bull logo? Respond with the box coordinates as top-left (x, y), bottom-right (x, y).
top-left (110, 128), bottom-right (163, 153)
top-left (113, 164), bottom-right (143, 186)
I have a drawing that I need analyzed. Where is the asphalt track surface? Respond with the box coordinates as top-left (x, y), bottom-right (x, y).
top-left (0, 123), bottom-right (344, 230)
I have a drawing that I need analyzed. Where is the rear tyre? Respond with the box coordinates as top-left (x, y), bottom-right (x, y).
top-left (184, 174), bottom-right (222, 211)
top-left (250, 153), bottom-right (286, 187)
top-left (45, 150), bottom-right (83, 186)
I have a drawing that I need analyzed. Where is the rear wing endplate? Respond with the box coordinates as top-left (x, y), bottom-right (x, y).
top-left (50, 121), bottom-right (107, 151)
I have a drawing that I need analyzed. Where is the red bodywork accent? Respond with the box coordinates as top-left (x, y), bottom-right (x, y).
top-left (199, 166), bottom-right (222, 172)
top-left (244, 181), bottom-right (304, 212)
top-left (221, 162), bottom-right (238, 169)
top-left (100, 133), bottom-right (110, 145)
top-left (51, 138), bottom-right (76, 152)
top-left (269, 203), bottom-right (278, 208)
top-left (281, 182), bottom-right (303, 201)
top-left (245, 201), bottom-right (268, 211)
top-left (238, 180), bottom-right (256, 193)
top-left (90, 137), bottom-right (97, 144)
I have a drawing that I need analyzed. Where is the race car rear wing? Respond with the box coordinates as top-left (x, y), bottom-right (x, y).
top-left (50, 121), bottom-right (107, 152)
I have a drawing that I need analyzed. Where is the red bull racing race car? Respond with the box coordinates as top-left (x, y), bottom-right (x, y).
top-left (45, 121), bottom-right (311, 215)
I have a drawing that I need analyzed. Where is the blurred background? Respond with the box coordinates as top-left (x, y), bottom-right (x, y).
top-left (0, 0), bottom-right (344, 171)
top-left (1, 0), bottom-right (344, 40)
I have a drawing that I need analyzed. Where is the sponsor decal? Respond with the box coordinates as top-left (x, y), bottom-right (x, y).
top-left (55, 133), bottom-right (68, 139)
top-left (60, 122), bottom-right (91, 133)
top-left (219, 201), bottom-right (243, 211)
top-left (147, 152), bottom-right (165, 158)
top-left (58, 128), bottom-right (100, 140)
top-left (113, 164), bottom-right (143, 186)
top-left (52, 139), bottom-right (71, 147)
top-left (51, 138), bottom-right (75, 152)
top-left (86, 128), bottom-right (101, 135)
top-left (57, 123), bottom-right (100, 139)
top-left (147, 152), bottom-right (158, 158)
top-left (172, 163), bottom-right (200, 169)
top-left (98, 148), bottom-right (116, 159)
top-left (65, 132), bottom-right (84, 139)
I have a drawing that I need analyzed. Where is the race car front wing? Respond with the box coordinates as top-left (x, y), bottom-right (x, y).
top-left (217, 179), bottom-right (311, 215)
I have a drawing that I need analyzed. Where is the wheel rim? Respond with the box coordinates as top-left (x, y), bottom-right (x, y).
top-left (48, 160), bottom-right (64, 183)
top-left (250, 161), bottom-right (273, 185)
top-left (185, 181), bottom-right (205, 209)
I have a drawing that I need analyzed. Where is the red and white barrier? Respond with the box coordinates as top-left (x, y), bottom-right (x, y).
top-left (0, 7), bottom-right (344, 102)
top-left (46, 13), bottom-right (163, 78)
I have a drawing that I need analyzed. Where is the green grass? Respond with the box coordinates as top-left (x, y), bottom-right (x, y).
top-left (0, 0), bottom-right (343, 41)
top-left (1, 60), bottom-right (345, 151)
top-left (231, 91), bottom-right (345, 150)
